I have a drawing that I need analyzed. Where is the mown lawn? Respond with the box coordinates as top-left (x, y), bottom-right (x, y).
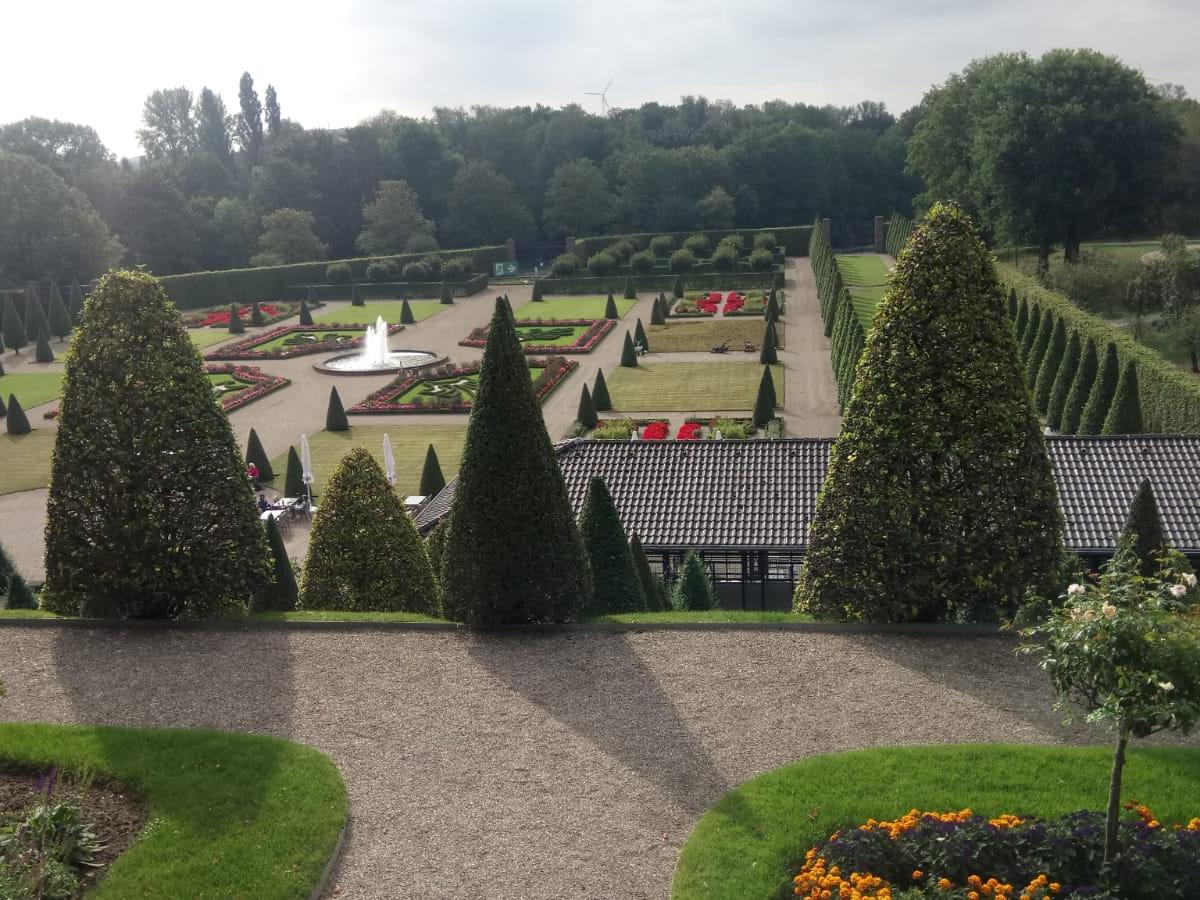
top-left (0, 723), bottom-right (346, 900)
top-left (836, 254), bottom-right (891, 329)
top-left (515, 295), bottom-right (637, 319)
top-left (596, 610), bottom-right (812, 624)
top-left (252, 328), bottom-right (362, 353)
top-left (188, 329), bottom-right (240, 350)
top-left (0, 370), bottom-right (64, 409)
top-left (672, 744), bottom-right (1200, 900)
top-left (313, 301), bottom-right (444, 325)
top-left (269, 423), bottom-right (467, 496)
top-left (0, 429), bottom-right (56, 495)
top-left (606, 361), bottom-right (784, 412)
top-left (647, 319), bottom-right (783, 353)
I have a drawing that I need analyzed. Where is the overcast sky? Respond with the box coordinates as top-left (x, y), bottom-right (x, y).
top-left (6, 0), bottom-right (1199, 158)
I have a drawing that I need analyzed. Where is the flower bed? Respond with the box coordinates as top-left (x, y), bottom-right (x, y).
top-left (459, 318), bottom-right (615, 354)
top-left (182, 300), bottom-right (321, 328)
top-left (204, 323), bottom-right (403, 360)
top-left (670, 295), bottom-right (718, 317)
top-left (204, 364), bottom-right (290, 411)
top-left (349, 356), bottom-right (576, 414)
top-left (723, 290), bottom-right (769, 316)
top-left (792, 805), bottom-right (1200, 899)
top-left (676, 422), bottom-right (702, 440)
top-left (639, 421), bottom-right (669, 440)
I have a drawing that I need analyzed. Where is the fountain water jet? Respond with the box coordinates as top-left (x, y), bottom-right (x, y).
top-left (314, 314), bottom-right (443, 375)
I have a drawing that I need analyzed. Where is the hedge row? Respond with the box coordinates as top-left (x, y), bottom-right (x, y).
top-left (810, 220), bottom-right (865, 410)
top-left (284, 273), bottom-right (489, 302)
top-left (574, 225), bottom-right (813, 260)
top-left (885, 212), bottom-right (914, 257)
top-left (1004, 267), bottom-right (1200, 434)
top-left (536, 271), bottom-right (779, 295)
top-left (159, 245), bottom-right (507, 310)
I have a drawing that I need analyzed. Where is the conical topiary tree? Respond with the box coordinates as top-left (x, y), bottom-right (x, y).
top-left (43, 270), bottom-right (269, 618)
top-left (400, 298), bottom-right (415, 324)
top-left (47, 282), bottom-right (71, 341)
top-left (300, 447), bottom-right (439, 613)
top-left (1116, 479), bottom-right (1166, 576)
top-left (440, 296), bottom-right (591, 623)
top-left (299, 298), bottom-right (314, 326)
top-left (1101, 361), bottom-right (1144, 435)
top-left (621, 331), bottom-right (638, 367)
top-left (3, 296), bottom-right (27, 354)
top-left (650, 296), bottom-right (666, 325)
top-left (6, 395), bottom-right (31, 435)
top-left (760, 322), bottom-right (778, 364)
top-left (35, 333), bottom-right (54, 363)
top-left (245, 428), bottom-right (275, 481)
top-left (623, 276), bottom-right (637, 300)
top-left (672, 550), bottom-right (715, 610)
top-left (592, 370), bottom-right (612, 411)
top-left (325, 387), bottom-right (349, 432)
top-left (765, 291), bottom-right (781, 323)
top-left (68, 279), bottom-right (84, 325)
top-left (579, 476), bottom-right (646, 616)
top-left (351, 282), bottom-right (363, 306)
top-left (425, 518), bottom-right (448, 581)
top-left (420, 444), bottom-right (446, 496)
top-left (630, 533), bottom-right (667, 612)
top-left (440, 281), bottom-right (453, 304)
top-left (1079, 342), bottom-right (1120, 435)
top-left (1007, 287), bottom-right (1018, 320)
top-left (1033, 316), bottom-right (1067, 412)
top-left (1046, 331), bottom-right (1082, 431)
top-left (1019, 302), bottom-right (1041, 362)
top-left (634, 318), bottom-right (649, 352)
top-left (1013, 296), bottom-right (1029, 343)
top-left (795, 203), bottom-right (1062, 623)
top-left (24, 286), bottom-right (50, 342)
top-left (672, 275), bottom-right (684, 299)
top-left (1061, 337), bottom-right (1100, 434)
top-left (531, 279), bottom-right (544, 302)
top-left (577, 384), bottom-right (598, 429)
top-left (252, 515), bottom-right (298, 612)
top-left (0, 542), bottom-right (12, 585)
top-left (284, 446), bottom-right (305, 498)
top-left (1025, 308), bottom-right (1055, 389)
top-left (228, 303), bottom-right (245, 334)
top-left (752, 366), bottom-right (776, 426)
top-left (604, 293), bottom-right (618, 319)
top-left (250, 301), bottom-right (265, 326)
top-left (6, 571), bottom-right (37, 610)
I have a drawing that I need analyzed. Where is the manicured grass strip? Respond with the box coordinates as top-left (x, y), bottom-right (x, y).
top-left (0, 429), bottom-right (57, 495)
top-left (0, 608), bottom-right (59, 619)
top-left (0, 370), bottom-right (64, 409)
top-left (515, 295), bottom-right (637, 319)
top-left (189, 329), bottom-right (240, 350)
top-left (848, 285), bottom-right (885, 328)
top-left (647, 319), bottom-right (784, 353)
top-left (595, 610), bottom-right (813, 624)
top-left (312, 301), bottom-right (443, 325)
top-left (0, 723), bottom-right (347, 900)
top-left (253, 610), bottom-right (447, 623)
top-left (252, 328), bottom-right (362, 352)
top-left (672, 744), bottom-right (1200, 900)
top-left (606, 362), bottom-right (784, 412)
top-left (269, 423), bottom-right (466, 496)
top-left (835, 254), bottom-right (891, 287)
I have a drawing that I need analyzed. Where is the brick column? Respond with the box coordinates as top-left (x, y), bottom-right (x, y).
top-left (821, 218), bottom-right (831, 246)
top-left (874, 216), bottom-right (885, 253)
top-left (505, 238), bottom-right (516, 261)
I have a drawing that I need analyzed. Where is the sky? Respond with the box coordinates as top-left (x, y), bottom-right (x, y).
top-left (5, 0), bottom-right (1199, 158)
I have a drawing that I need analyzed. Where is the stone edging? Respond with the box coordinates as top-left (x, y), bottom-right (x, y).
top-left (309, 818), bottom-right (349, 900)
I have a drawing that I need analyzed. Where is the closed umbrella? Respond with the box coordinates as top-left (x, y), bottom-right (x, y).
top-left (383, 433), bottom-right (396, 485)
top-left (300, 433), bottom-right (314, 507)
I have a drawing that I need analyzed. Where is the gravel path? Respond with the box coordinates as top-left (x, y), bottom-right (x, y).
top-left (0, 626), bottom-right (1113, 899)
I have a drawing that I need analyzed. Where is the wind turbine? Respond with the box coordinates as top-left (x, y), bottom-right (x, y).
top-left (585, 80), bottom-right (613, 115)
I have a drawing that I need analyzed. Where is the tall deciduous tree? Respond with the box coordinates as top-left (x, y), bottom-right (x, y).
top-left (43, 270), bottom-right (269, 618)
top-left (356, 180), bottom-right (435, 255)
top-left (795, 204), bottom-right (1062, 622)
top-left (442, 161), bottom-right (535, 246)
top-left (542, 159), bottom-right (613, 238)
top-left (137, 87), bottom-right (197, 161)
top-left (234, 71), bottom-right (265, 168)
top-left (264, 85), bottom-right (282, 140)
top-left (196, 88), bottom-right (232, 161)
top-left (250, 208), bottom-right (326, 267)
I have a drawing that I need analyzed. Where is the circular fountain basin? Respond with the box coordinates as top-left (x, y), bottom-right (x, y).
top-left (314, 350), bottom-right (444, 375)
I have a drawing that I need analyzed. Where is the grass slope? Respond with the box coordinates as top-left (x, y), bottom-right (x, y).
top-left (0, 429), bottom-right (57, 495)
top-left (672, 744), bottom-right (1200, 900)
top-left (515, 295), bottom-right (637, 319)
top-left (647, 319), bottom-right (784, 353)
top-left (0, 723), bottom-right (346, 900)
top-left (607, 362), bottom-right (784, 412)
top-left (0, 370), bottom-right (64, 409)
top-left (313, 301), bottom-right (443, 325)
top-left (836, 254), bottom-right (891, 330)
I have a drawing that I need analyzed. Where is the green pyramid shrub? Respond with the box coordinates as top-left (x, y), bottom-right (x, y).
top-left (795, 203), bottom-right (1062, 623)
top-left (47, 282), bottom-right (72, 341)
top-left (672, 276), bottom-right (684, 299)
top-left (579, 477), bottom-right (646, 615)
top-left (43, 270), bottom-right (269, 618)
top-left (592, 370), bottom-right (612, 411)
top-left (325, 387), bottom-right (349, 432)
top-left (672, 550), bottom-right (715, 610)
top-left (1116, 479), bottom-right (1166, 577)
top-left (765, 292), bottom-right (781, 324)
top-left (760, 323), bottom-right (778, 364)
top-left (440, 296), bottom-right (591, 623)
top-left (1013, 296), bottom-right (1030, 345)
top-left (1101, 361), bottom-right (1144, 435)
top-left (1007, 287), bottom-right (1018, 320)
top-left (351, 282), bottom-right (364, 307)
top-left (6, 571), bottom-right (37, 610)
top-left (1061, 337), bottom-right (1099, 434)
top-left (24, 286), bottom-right (50, 342)
top-left (650, 296), bottom-right (665, 325)
top-left (300, 447), bottom-right (439, 613)
top-left (620, 331), bottom-right (638, 367)
top-left (228, 304), bottom-right (245, 334)
top-left (68, 279), bottom-right (84, 324)
top-left (440, 281), bottom-right (453, 304)
top-left (1025, 308), bottom-right (1054, 389)
top-left (623, 277), bottom-right (637, 300)
top-left (634, 318), bottom-right (649, 352)
top-left (1046, 331), bottom-right (1082, 431)
top-left (1079, 342), bottom-right (1120, 435)
top-left (1033, 316), bottom-right (1067, 412)
top-left (250, 301), bottom-right (265, 326)
top-left (425, 518), bottom-right (447, 581)
top-left (531, 279), bottom-right (544, 301)
top-left (630, 533), bottom-right (667, 612)
top-left (35, 333), bottom-right (54, 363)
top-left (245, 428), bottom-right (275, 481)
top-left (395, 298), bottom-right (412, 324)
top-left (284, 446), bottom-right (305, 498)
top-left (419, 444), bottom-right (446, 496)
top-left (252, 515), bottom-right (298, 612)
top-left (604, 293), bottom-right (618, 319)
top-left (752, 366), bottom-right (776, 426)
top-left (299, 298), bottom-right (314, 325)
top-left (1019, 302), bottom-right (1041, 362)
top-left (577, 384), bottom-right (598, 429)
top-left (6, 395), bottom-right (31, 435)
top-left (2, 296), bottom-right (27, 353)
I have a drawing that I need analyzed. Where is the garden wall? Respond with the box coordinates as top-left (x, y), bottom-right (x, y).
top-left (538, 271), bottom-right (780, 295)
top-left (574, 225), bottom-right (813, 259)
top-left (286, 273), bottom-right (489, 302)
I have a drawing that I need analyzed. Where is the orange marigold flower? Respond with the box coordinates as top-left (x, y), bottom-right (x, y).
top-left (913, 870), bottom-right (924, 880)
top-left (938, 877), bottom-right (953, 890)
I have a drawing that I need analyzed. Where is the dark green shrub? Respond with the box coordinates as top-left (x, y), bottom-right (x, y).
top-left (592, 370), bottom-right (612, 411)
top-left (759, 323), bottom-right (778, 364)
top-left (366, 261), bottom-right (392, 283)
top-left (752, 366), bottom-right (776, 426)
top-left (795, 204), bottom-right (1062, 623)
top-left (604, 293), bottom-right (618, 319)
top-left (440, 281), bottom-right (454, 304)
top-left (1007, 287), bottom-right (1018, 320)
top-left (748, 248), bottom-right (775, 271)
top-left (1102, 361), bottom-right (1144, 435)
top-left (669, 249), bottom-right (697, 273)
top-left (425, 519), bottom-right (447, 581)
top-left (531, 279), bottom-right (544, 301)
top-left (385, 258), bottom-right (400, 278)
top-left (284, 446), bottom-right (305, 498)
top-left (245, 428), bottom-right (274, 480)
top-left (621, 332), bottom-right (638, 367)
top-left (250, 300), bottom-right (265, 325)
top-left (6, 395), bottom-right (30, 435)
top-left (1019, 301), bottom-right (1041, 362)
top-left (765, 290), bottom-right (782, 323)
top-left (579, 476), bottom-right (645, 615)
top-left (350, 282), bottom-right (363, 307)
top-left (623, 276), bottom-right (637, 300)
top-left (253, 515), bottom-right (297, 612)
top-left (672, 276), bottom-right (684, 299)
top-left (298, 299), bottom-right (314, 325)
top-left (577, 384), bottom-right (598, 429)
top-left (1033, 316), bottom-right (1067, 412)
top-left (47, 282), bottom-right (71, 341)
top-left (440, 296), bottom-right (590, 623)
top-left (35, 333), bottom-right (54, 363)
top-left (1013, 295), bottom-right (1029, 343)
top-left (228, 303), bottom-right (245, 334)
top-left (6, 571), bottom-right (37, 609)
top-left (630, 533), bottom-right (667, 611)
top-left (1025, 308), bottom-right (1054, 389)
top-left (650, 295), bottom-right (666, 325)
top-left (550, 253), bottom-right (580, 277)
top-left (0, 541), bottom-right (12, 583)
top-left (2, 295), bottom-right (27, 353)
top-left (43, 270), bottom-right (269, 618)
top-left (403, 261), bottom-right (432, 281)
top-left (649, 235), bottom-right (673, 257)
top-left (1061, 337), bottom-right (1099, 433)
top-left (711, 246), bottom-right (737, 272)
top-left (325, 387), bottom-right (349, 432)
top-left (607, 240), bottom-right (635, 263)
top-left (1116, 478), bottom-right (1165, 576)
top-left (442, 256), bottom-right (473, 279)
top-left (400, 298), bottom-right (415, 324)
top-left (672, 550), bottom-right (715, 610)
top-left (634, 318), bottom-right (649, 352)
top-left (24, 286), bottom-right (49, 341)
top-left (300, 447), bottom-right (439, 613)
top-left (683, 234), bottom-right (710, 256)
top-left (421, 255), bottom-right (444, 276)
top-left (406, 234), bottom-right (440, 254)
top-left (754, 232), bottom-right (778, 252)
top-left (326, 262), bottom-right (352, 284)
top-left (1079, 342), bottom-right (1120, 435)
top-left (587, 251), bottom-right (617, 276)
top-left (419, 444), bottom-right (446, 497)
top-left (1047, 332), bottom-right (1082, 431)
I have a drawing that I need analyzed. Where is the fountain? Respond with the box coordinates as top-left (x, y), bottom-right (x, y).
top-left (315, 315), bottom-right (443, 375)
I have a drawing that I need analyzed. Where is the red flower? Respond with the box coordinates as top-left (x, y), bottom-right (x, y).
top-left (641, 421), bottom-right (669, 440)
top-left (676, 422), bottom-right (702, 440)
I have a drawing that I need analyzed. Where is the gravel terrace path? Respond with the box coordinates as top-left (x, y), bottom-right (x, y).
top-left (0, 626), bottom-right (1116, 899)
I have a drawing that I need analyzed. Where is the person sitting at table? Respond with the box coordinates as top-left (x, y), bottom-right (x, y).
top-left (257, 493), bottom-right (283, 512)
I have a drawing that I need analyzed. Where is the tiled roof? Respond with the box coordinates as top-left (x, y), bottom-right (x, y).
top-left (416, 436), bottom-right (1200, 553)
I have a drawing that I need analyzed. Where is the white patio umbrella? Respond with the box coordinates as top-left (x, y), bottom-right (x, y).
top-left (300, 433), bottom-right (314, 506)
top-left (382, 433), bottom-right (396, 485)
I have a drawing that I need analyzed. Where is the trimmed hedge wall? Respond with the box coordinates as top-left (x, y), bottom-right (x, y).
top-left (1002, 267), bottom-right (1200, 434)
top-left (159, 245), bottom-right (506, 310)
top-left (575, 225), bottom-right (813, 260)
top-left (885, 212), bottom-right (914, 257)
top-left (538, 271), bottom-right (778, 296)
top-left (810, 219), bottom-right (865, 410)
top-left (283, 273), bottom-right (489, 301)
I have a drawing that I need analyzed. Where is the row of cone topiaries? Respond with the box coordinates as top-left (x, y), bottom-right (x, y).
top-left (808, 217), bottom-right (865, 409)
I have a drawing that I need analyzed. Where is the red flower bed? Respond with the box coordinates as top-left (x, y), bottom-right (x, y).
top-left (640, 421), bottom-right (669, 440)
top-left (459, 318), bottom-right (615, 354)
top-left (182, 301), bottom-right (318, 329)
top-left (349, 356), bottom-right (577, 414)
top-left (204, 364), bottom-right (290, 411)
top-left (675, 422), bottom-right (702, 440)
top-left (723, 291), bottom-right (745, 314)
top-left (204, 324), bottom-right (403, 360)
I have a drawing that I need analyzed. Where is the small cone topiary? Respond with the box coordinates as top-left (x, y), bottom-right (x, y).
top-left (3, 296), bottom-right (28, 354)
top-left (25, 286), bottom-right (50, 341)
top-left (634, 318), bottom-right (649, 352)
top-left (300, 447), bottom-right (440, 613)
top-left (325, 386), bottom-right (349, 432)
top-left (440, 281), bottom-right (453, 304)
top-left (284, 446), bottom-right (305, 498)
top-left (1013, 296), bottom-right (1029, 343)
top-left (1101, 361), bottom-right (1143, 435)
top-left (1078, 342), bottom-right (1120, 435)
top-left (672, 550), bottom-right (716, 610)
top-left (765, 291), bottom-right (781, 324)
top-left (228, 303), bottom-right (245, 334)
top-left (672, 275), bottom-right (684, 299)
top-left (6, 395), bottom-right (31, 435)
top-left (1033, 316), bottom-right (1067, 413)
top-left (253, 515), bottom-right (298, 612)
top-left (245, 428), bottom-right (275, 481)
top-left (1061, 337), bottom-right (1099, 434)
top-left (760, 323), bottom-right (778, 364)
top-left (630, 533), bottom-right (667, 612)
top-left (532, 279), bottom-right (544, 301)
top-left (400, 298), bottom-right (415, 324)
top-left (1025, 308), bottom-right (1054, 389)
top-left (1019, 302), bottom-right (1041, 363)
top-left (620, 331), bottom-right (638, 367)
top-left (1046, 331), bottom-right (1082, 431)
top-left (623, 276), bottom-right (636, 300)
top-left (251, 301), bottom-right (265, 326)
top-left (1116, 478), bottom-right (1166, 576)
top-left (579, 476), bottom-right (646, 615)
top-left (420, 444), bottom-right (446, 496)
top-left (35, 333), bottom-right (54, 363)
top-left (592, 370), bottom-right (612, 411)
top-left (48, 282), bottom-right (71, 341)
top-left (650, 296), bottom-right (665, 325)
top-left (604, 293), bottom-right (618, 319)
top-left (752, 366), bottom-right (776, 426)
top-left (577, 384), bottom-right (598, 429)
top-left (351, 282), bottom-right (364, 306)
top-left (299, 298), bottom-right (314, 326)
top-left (6, 571), bottom-right (37, 610)
top-left (1007, 287), bottom-right (1018, 320)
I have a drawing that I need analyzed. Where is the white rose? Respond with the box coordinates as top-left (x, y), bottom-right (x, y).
top-left (1159, 681), bottom-right (1175, 692)
top-left (1184, 574), bottom-right (1197, 588)
top-left (1101, 604), bottom-right (1117, 619)
top-left (1082, 609), bottom-right (1097, 622)
top-left (1067, 583), bottom-right (1086, 596)
top-left (1171, 584), bottom-right (1188, 599)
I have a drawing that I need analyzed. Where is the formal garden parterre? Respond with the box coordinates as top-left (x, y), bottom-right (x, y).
top-left (349, 356), bottom-right (576, 413)
top-left (204, 323), bottom-right (405, 360)
top-left (204, 365), bottom-right (290, 411)
top-left (459, 318), bottom-right (614, 354)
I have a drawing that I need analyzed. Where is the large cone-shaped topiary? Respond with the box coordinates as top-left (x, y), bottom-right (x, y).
top-left (440, 296), bottom-right (591, 623)
top-left (672, 550), bottom-right (716, 610)
top-left (1101, 361), bottom-right (1144, 435)
top-left (419, 444), bottom-right (446, 496)
top-left (6, 395), bottom-right (31, 435)
top-left (630, 532), bottom-right (667, 611)
top-left (284, 446), bottom-right (305, 498)
top-left (43, 270), bottom-right (269, 618)
top-left (579, 476), bottom-right (645, 616)
top-left (245, 428), bottom-right (275, 481)
top-left (1115, 479), bottom-right (1166, 577)
top-left (577, 384), bottom-right (598, 429)
top-left (592, 370), bottom-right (612, 411)
top-left (1079, 342), bottom-right (1120, 435)
top-left (253, 515), bottom-right (298, 612)
top-left (300, 447), bottom-right (439, 613)
top-left (48, 282), bottom-right (72, 341)
top-left (1061, 337), bottom-right (1099, 434)
top-left (795, 204), bottom-right (1062, 623)
top-left (1046, 331), bottom-right (1082, 431)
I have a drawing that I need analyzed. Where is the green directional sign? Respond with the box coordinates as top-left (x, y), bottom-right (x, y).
top-left (493, 261), bottom-right (518, 276)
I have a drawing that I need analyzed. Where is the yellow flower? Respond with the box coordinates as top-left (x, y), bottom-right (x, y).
top-left (938, 878), bottom-right (953, 890)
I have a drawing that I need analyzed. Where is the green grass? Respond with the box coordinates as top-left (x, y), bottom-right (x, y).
top-left (268, 423), bottom-right (467, 496)
top-left (207, 371), bottom-right (254, 403)
top-left (595, 610), bottom-right (813, 624)
top-left (647, 319), bottom-right (782, 353)
top-left (394, 367), bottom-right (542, 406)
top-left (312, 301), bottom-right (443, 325)
top-left (0, 723), bottom-right (346, 900)
top-left (188, 329), bottom-right (239, 350)
top-left (0, 608), bottom-right (59, 618)
top-left (836, 255), bottom-right (891, 329)
top-left (0, 429), bottom-right (56, 495)
top-left (516, 296), bottom-right (637, 319)
top-left (672, 744), bottom-right (1200, 900)
top-left (0, 370), bottom-right (64, 409)
top-left (514, 324), bottom-right (592, 346)
top-left (252, 610), bottom-right (448, 623)
top-left (606, 362), bottom-right (784, 412)
top-left (252, 328), bottom-right (362, 353)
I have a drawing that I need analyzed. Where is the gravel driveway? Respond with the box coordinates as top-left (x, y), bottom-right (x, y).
top-left (0, 626), bottom-right (1110, 899)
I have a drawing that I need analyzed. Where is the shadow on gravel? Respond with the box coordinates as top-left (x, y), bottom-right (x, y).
top-left (468, 630), bottom-right (741, 818)
top-left (51, 624), bottom-right (296, 828)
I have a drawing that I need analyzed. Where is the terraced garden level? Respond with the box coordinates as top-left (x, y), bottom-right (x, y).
top-left (0, 371), bottom-right (63, 410)
top-left (647, 319), bottom-right (783, 353)
top-left (836, 254), bottom-right (891, 328)
top-left (0, 429), bottom-right (56, 495)
top-left (515, 295), bottom-right (637, 319)
top-left (312, 301), bottom-right (443, 325)
top-left (395, 366), bottom-right (543, 405)
top-left (606, 361), bottom-right (785, 412)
